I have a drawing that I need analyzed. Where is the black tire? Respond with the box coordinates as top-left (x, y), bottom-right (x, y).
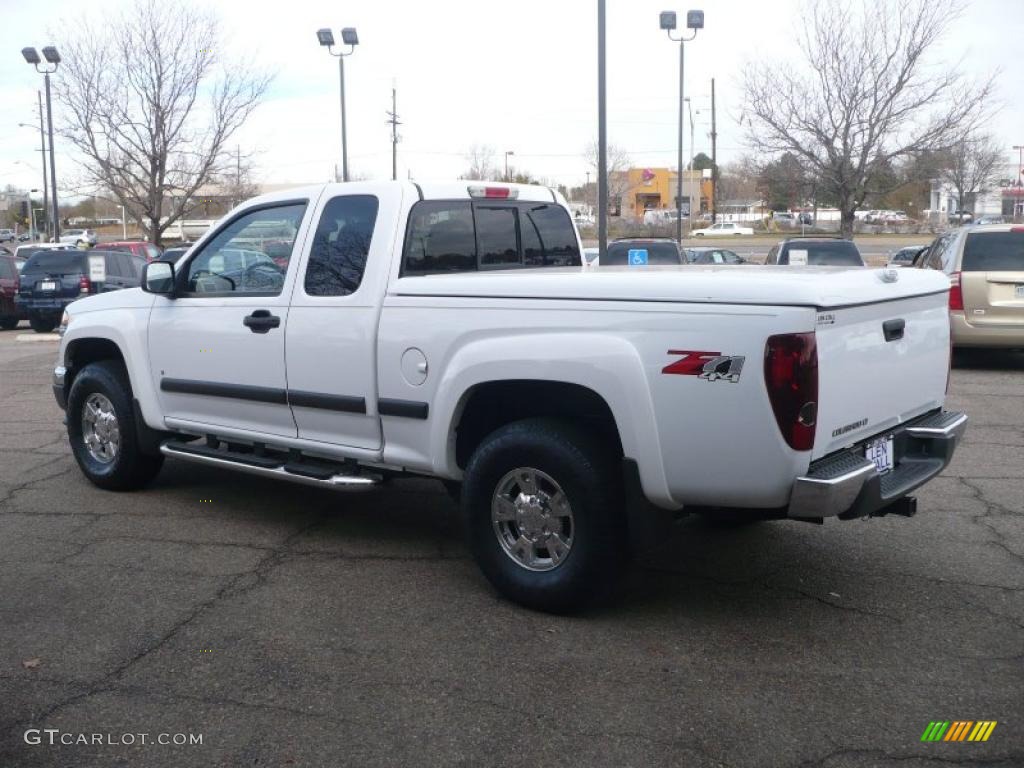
top-left (461, 418), bottom-right (625, 614)
top-left (29, 313), bottom-right (57, 333)
top-left (67, 360), bottom-right (164, 491)
top-left (0, 317), bottom-right (18, 330)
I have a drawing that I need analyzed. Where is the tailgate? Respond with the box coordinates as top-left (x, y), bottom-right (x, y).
top-left (812, 291), bottom-right (949, 459)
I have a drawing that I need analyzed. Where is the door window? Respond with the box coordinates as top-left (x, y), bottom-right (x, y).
top-left (305, 195), bottom-right (379, 296)
top-left (185, 203), bottom-right (306, 295)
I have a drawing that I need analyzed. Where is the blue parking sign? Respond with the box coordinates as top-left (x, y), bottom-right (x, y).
top-left (628, 248), bottom-right (648, 266)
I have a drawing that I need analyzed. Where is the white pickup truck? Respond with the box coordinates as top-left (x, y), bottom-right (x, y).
top-left (53, 181), bottom-right (966, 612)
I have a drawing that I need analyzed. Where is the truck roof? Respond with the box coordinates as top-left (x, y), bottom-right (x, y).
top-left (241, 180), bottom-right (562, 209)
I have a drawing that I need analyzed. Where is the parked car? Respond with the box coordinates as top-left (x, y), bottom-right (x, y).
top-left (59, 228), bottom-right (99, 248)
top-left (53, 180), bottom-right (964, 612)
top-left (14, 243), bottom-right (75, 261)
top-left (973, 216), bottom-right (1004, 226)
top-left (691, 222), bottom-right (754, 237)
top-left (104, 241), bottom-right (163, 262)
top-left (883, 211), bottom-right (910, 224)
top-left (766, 237), bottom-right (866, 266)
top-left (0, 228), bottom-right (16, 242)
top-left (684, 247), bottom-right (746, 265)
top-left (160, 244), bottom-right (195, 264)
top-left (0, 251), bottom-right (27, 329)
top-left (17, 248), bottom-right (146, 333)
top-left (600, 238), bottom-right (684, 265)
top-left (921, 224), bottom-right (1024, 348)
top-left (17, 233), bottom-right (32, 241)
top-left (948, 211), bottom-right (973, 224)
top-left (888, 245), bottom-right (929, 267)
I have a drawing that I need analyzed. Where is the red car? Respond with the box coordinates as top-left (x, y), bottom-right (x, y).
top-left (104, 241), bottom-right (163, 262)
top-left (0, 251), bottom-right (27, 330)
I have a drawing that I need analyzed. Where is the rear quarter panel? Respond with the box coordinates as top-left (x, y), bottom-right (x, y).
top-left (377, 292), bottom-right (815, 509)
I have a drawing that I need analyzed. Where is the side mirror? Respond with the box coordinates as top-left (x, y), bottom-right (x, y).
top-left (142, 261), bottom-right (175, 295)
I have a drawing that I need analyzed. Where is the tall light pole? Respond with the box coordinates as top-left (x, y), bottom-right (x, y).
top-left (504, 150), bottom-right (515, 182)
top-left (685, 96), bottom-right (696, 223)
top-left (660, 10), bottom-right (703, 243)
top-left (317, 27), bottom-right (359, 182)
top-left (22, 46), bottom-right (61, 241)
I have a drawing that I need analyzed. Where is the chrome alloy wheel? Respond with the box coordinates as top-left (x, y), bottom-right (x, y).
top-left (81, 392), bottom-right (120, 464)
top-left (491, 467), bottom-right (574, 572)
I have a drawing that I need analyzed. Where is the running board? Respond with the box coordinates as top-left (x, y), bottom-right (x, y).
top-left (160, 441), bottom-right (381, 491)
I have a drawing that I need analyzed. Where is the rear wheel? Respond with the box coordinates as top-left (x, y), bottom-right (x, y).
top-left (29, 312), bottom-right (57, 333)
top-left (461, 418), bottom-right (625, 613)
top-left (67, 360), bottom-right (164, 490)
top-left (0, 317), bottom-right (18, 330)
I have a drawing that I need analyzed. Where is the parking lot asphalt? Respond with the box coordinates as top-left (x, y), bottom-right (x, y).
top-left (0, 327), bottom-right (1021, 768)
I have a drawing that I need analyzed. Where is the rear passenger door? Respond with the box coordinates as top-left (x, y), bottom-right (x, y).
top-left (285, 184), bottom-right (402, 451)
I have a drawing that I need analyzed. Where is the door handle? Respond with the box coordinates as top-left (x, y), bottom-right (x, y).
top-left (883, 318), bottom-right (905, 342)
top-left (243, 309), bottom-right (280, 334)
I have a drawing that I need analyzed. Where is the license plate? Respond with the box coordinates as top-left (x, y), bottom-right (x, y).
top-left (865, 435), bottom-right (894, 475)
top-left (40, 280), bottom-right (57, 291)
top-left (1016, 284), bottom-right (1024, 298)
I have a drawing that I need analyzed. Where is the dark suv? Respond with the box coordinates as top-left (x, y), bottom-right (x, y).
top-left (765, 237), bottom-right (866, 266)
top-left (17, 249), bottom-right (146, 332)
top-left (0, 251), bottom-right (27, 330)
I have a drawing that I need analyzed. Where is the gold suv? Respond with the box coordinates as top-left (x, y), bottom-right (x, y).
top-left (922, 224), bottom-right (1024, 348)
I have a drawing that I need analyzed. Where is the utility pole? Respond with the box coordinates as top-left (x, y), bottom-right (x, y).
top-left (386, 84), bottom-right (401, 181)
top-left (711, 77), bottom-right (718, 224)
top-left (598, 0), bottom-right (608, 261)
top-left (235, 145), bottom-right (241, 208)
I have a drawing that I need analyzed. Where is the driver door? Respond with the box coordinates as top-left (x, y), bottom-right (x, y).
top-left (147, 199), bottom-right (316, 438)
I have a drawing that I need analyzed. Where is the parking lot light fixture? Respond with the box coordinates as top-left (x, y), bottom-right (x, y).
top-left (24, 44), bottom-right (61, 241)
top-left (317, 27), bottom-right (359, 182)
top-left (661, 10), bottom-right (702, 244)
top-left (504, 150), bottom-right (515, 182)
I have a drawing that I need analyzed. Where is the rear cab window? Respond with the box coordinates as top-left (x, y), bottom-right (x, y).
top-left (783, 240), bottom-right (863, 266)
top-left (22, 251), bottom-right (86, 275)
top-left (402, 200), bottom-right (580, 276)
top-left (961, 231), bottom-right (1024, 272)
top-left (604, 242), bottom-right (682, 265)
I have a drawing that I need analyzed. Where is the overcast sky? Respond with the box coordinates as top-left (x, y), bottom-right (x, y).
top-left (1, 0), bottom-right (1021, 197)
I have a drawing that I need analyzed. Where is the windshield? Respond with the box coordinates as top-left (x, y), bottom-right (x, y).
top-left (961, 231), bottom-right (1024, 272)
top-left (604, 242), bottom-right (682, 266)
top-left (785, 241), bottom-right (863, 266)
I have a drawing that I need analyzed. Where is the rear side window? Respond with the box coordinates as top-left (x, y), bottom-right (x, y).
top-left (145, 244), bottom-right (161, 261)
top-left (402, 200), bottom-right (581, 275)
top-left (604, 242), bottom-right (682, 265)
top-left (403, 202), bottom-right (476, 275)
top-left (961, 231), bottom-right (1024, 272)
top-left (305, 194), bottom-right (379, 296)
top-left (105, 253), bottom-right (123, 278)
top-left (22, 251), bottom-right (85, 274)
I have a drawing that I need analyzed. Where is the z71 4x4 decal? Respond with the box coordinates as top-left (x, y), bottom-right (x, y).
top-left (662, 351), bottom-right (745, 383)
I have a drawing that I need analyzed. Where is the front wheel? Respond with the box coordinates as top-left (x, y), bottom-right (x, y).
top-left (461, 418), bottom-right (625, 613)
top-left (67, 360), bottom-right (164, 490)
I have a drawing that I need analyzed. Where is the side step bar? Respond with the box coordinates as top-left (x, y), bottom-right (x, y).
top-left (160, 440), bottom-right (381, 491)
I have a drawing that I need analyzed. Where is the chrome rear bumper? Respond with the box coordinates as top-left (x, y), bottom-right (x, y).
top-left (788, 410), bottom-right (967, 519)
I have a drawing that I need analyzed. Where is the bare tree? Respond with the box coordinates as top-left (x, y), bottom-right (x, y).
top-left (935, 132), bottom-right (1004, 215)
top-left (463, 144), bottom-right (499, 181)
top-left (54, 0), bottom-right (272, 245)
top-left (583, 141), bottom-right (632, 210)
top-left (741, 0), bottom-right (995, 236)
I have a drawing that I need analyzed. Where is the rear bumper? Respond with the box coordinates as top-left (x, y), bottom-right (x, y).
top-left (951, 312), bottom-right (1024, 348)
top-left (788, 410), bottom-right (967, 519)
top-left (16, 297), bottom-right (74, 313)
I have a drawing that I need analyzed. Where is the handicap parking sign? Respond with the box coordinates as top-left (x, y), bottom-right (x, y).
top-left (628, 248), bottom-right (649, 266)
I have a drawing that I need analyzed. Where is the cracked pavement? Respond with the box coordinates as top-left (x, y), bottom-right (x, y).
top-left (0, 332), bottom-right (1021, 767)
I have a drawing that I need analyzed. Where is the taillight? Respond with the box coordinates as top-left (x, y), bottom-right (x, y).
top-left (467, 185), bottom-right (518, 199)
top-left (79, 275), bottom-right (91, 294)
top-left (948, 272), bottom-right (963, 311)
top-left (764, 332), bottom-right (818, 452)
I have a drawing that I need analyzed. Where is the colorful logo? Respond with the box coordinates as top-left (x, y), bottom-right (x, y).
top-left (921, 721), bottom-right (997, 742)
